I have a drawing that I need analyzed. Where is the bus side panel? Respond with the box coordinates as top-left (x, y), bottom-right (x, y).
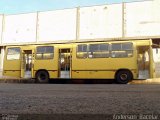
top-left (33, 46), bottom-right (59, 79)
top-left (72, 71), bottom-right (115, 79)
top-left (72, 58), bottom-right (137, 79)
top-left (72, 70), bottom-right (137, 79)
top-left (72, 44), bottom-right (137, 79)
top-left (3, 60), bottom-right (21, 77)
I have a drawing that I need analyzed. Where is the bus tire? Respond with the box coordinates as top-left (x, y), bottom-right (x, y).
top-left (115, 70), bottom-right (132, 84)
top-left (36, 70), bottom-right (49, 83)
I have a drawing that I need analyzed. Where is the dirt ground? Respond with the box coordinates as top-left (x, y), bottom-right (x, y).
top-left (0, 83), bottom-right (160, 120)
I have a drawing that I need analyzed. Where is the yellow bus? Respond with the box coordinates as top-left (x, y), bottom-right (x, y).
top-left (3, 39), bottom-right (155, 84)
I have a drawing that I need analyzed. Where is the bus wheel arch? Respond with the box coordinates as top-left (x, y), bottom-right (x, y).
top-left (35, 70), bottom-right (49, 83)
top-left (115, 69), bottom-right (133, 84)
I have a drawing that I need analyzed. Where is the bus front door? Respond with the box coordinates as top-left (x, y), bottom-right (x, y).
top-left (21, 50), bottom-right (33, 78)
top-left (59, 49), bottom-right (71, 78)
top-left (137, 46), bottom-right (150, 79)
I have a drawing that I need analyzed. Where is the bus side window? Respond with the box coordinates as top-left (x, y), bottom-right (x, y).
top-left (36, 46), bottom-right (54, 59)
top-left (89, 43), bottom-right (109, 58)
top-left (7, 47), bottom-right (21, 60)
top-left (76, 44), bottom-right (88, 58)
top-left (111, 43), bottom-right (133, 58)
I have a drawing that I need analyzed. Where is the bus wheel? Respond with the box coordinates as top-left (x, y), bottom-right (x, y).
top-left (36, 71), bottom-right (49, 83)
top-left (116, 70), bottom-right (132, 84)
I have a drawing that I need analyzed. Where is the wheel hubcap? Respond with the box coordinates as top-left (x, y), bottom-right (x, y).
top-left (120, 74), bottom-right (127, 81)
top-left (40, 74), bottom-right (46, 80)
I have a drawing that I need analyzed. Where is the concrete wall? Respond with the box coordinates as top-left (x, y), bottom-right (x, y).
top-left (0, 0), bottom-right (160, 45)
top-left (2, 13), bottom-right (37, 44)
top-left (126, 1), bottom-right (160, 37)
top-left (38, 9), bottom-right (77, 42)
top-left (79, 4), bottom-right (122, 39)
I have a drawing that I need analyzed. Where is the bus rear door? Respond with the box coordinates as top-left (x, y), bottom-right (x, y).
top-left (137, 45), bottom-right (155, 79)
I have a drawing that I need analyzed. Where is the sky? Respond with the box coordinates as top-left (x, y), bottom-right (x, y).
top-left (0, 0), bottom-right (142, 14)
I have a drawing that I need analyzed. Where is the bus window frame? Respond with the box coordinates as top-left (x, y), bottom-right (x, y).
top-left (6, 47), bottom-right (21, 60)
top-left (76, 42), bottom-right (134, 59)
top-left (76, 44), bottom-right (88, 59)
top-left (88, 43), bottom-right (110, 58)
top-left (35, 46), bottom-right (54, 60)
top-left (111, 42), bottom-right (134, 58)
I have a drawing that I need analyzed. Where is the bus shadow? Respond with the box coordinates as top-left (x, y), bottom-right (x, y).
top-left (49, 79), bottom-right (115, 84)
